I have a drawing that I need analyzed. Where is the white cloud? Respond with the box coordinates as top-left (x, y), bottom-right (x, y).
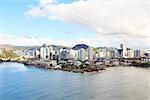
top-left (39, 0), bottom-right (56, 6)
top-left (0, 33), bottom-right (65, 46)
top-left (0, 33), bottom-right (75, 47)
top-left (24, 0), bottom-right (150, 48)
top-left (0, 33), bottom-right (149, 49)
top-left (25, 0), bottom-right (150, 36)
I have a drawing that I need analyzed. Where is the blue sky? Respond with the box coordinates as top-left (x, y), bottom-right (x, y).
top-left (0, 0), bottom-right (149, 48)
top-left (0, 0), bottom-right (95, 40)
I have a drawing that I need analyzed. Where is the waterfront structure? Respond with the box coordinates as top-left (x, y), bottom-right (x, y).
top-left (126, 48), bottom-right (134, 58)
top-left (134, 49), bottom-right (141, 58)
top-left (49, 45), bottom-right (55, 59)
top-left (34, 49), bottom-right (40, 59)
top-left (110, 48), bottom-right (120, 58)
top-left (39, 44), bottom-right (52, 60)
top-left (69, 49), bottom-right (78, 60)
top-left (13, 43), bottom-right (149, 64)
top-left (120, 44), bottom-right (127, 58)
top-left (120, 44), bottom-right (135, 58)
top-left (87, 47), bottom-right (94, 61)
top-left (93, 52), bottom-right (99, 60)
top-left (140, 49), bottom-right (150, 58)
top-left (78, 48), bottom-right (86, 61)
top-left (60, 48), bottom-right (82, 61)
top-left (97, 48), bottom-right (111, 58)
top-left (74, 60), bottom-right (82, 67)
top-left (48, 45), bottom-right (60, 60)
top-left (40, 47), bottom-right (47, 59)
top-left (46, 47), bottom-right (50, 59)
top-left (60, 48), bottom-right (69, 60)
top-left (98, 48), bottom-right (106, 58)
top-left (25, 50), bottom-right (35, 59)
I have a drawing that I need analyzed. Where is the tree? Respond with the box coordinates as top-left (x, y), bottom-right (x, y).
top-left (0, 50), bottom-right (19, 60)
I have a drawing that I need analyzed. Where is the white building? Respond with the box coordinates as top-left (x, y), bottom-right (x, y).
top-left (60, 48), bottom-right (69, 60)
top-left (49, 46), bottom-right (55, 55)
top-left (87, 47), bottom-right (93, 61)
top-left (126, 48), bottom-right (134, 58)
top-left (98, 49), bottom-right (105, 58)
top-left (78, 48), bottom-right (86, 61)
top-left (69, 49), bottom-right (77, 59)
top-left (120, 44), bottom-right (127, 58)
top-left (140, 49), bottom-right (150, 58)
top-left (25, 50), bottom-right (35, 59)
top-left (120, 44), bottom-right (135, 58)
top-left (49, 45), bottom-right (58, 60)
top-left (34, 49), bottom-right (40, 58)
top-left (40, 47), bottom-right (47, 59)
top-left (134, 49), bottom-right (141, 58)
top-left (46, 47), bottom-right (50, 59)
top-left (98, 48), bottom-right (110, 58)
top-left (109, 49), bottom-right (119, 58)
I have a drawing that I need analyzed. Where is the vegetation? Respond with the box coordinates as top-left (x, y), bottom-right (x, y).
top-left (130, 61), bottom-right (150, 68)
top-left (0, 50), bottom-right (19, 60)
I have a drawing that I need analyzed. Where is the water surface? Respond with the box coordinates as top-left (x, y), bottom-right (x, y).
top-left (0, 62), bottom-right (150, 100)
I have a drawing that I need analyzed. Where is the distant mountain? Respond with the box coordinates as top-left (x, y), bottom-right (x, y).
top-left (0, 45), bottom-right (16, 51)
top-left (0, 44), bottom-right (40, 51)
top-left (47, 45), bottom-right (71, 51)
top-left (72, 44), bottom-right (89, 50)
top-left (15, 46), bottom-right (40, 51)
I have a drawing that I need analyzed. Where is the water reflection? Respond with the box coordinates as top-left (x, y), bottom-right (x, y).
top-left (0, 63), bottom-right (150, 100)
top-left (0, 62), bottom-right (27, 72)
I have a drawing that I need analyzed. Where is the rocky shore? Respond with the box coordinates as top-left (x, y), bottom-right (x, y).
top-left (0, 59), bottom-right (106, 73)
top-left (20, 61), bottom-right (106, 73)
top-left (129, 61), bottom-right (150, 68)
top-left (0, 59), bottom-right (149, 73)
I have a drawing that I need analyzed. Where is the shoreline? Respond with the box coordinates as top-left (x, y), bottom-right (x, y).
top-left (22, 61), bottom-right (106, 73)
top-left (0, 59), bottom-right (149, 73)
top-left (0, 60), bottom-right (106, 73)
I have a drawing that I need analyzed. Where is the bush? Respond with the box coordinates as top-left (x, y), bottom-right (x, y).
top-left (0, 50), bottom-right (19, 60)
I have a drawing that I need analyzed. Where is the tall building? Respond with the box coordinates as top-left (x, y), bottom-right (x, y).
top-left (49, 45), bottom-right (55, 60)
top-left (110, 49), bottom-right (115, 58)
top-left (114, 49), bottom-right (120, 58)
top-left (126, 48), bottom-right (134, 58)
top-left (40, 47), bottom-right (47, 59)
top-left (140, 49), bottom-right (150, 58)
top-left (60, 48), bottom-right (69, 60)
top-left (45, 47), bottom-right (50, 59)
top-left (120, 44), bottom-right (125, 49)
top-left (69, 49), bottom-right (77, 59)
top-left (98, 48), bottom-right (109, 58)
top-left (78, 48), bottom-right (86, 61)
top-left (40, 44), bottom-right (51, 60)
top-left (34, 49), bottom-right (40, 58)
top-left (120, 44), bottom-right (127, 58)
top-left (87, 47), bottom-right (94, 61)
top-left (134, 49), bottom-right (141, 58)
top-left (98, 49), bottom-right (105, 58)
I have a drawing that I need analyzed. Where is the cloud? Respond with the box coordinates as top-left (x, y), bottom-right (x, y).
top-left (0, 33), bottom-right (74, 46)
top-left (25, 0), bottom-right (150, 37)
top-left (24, 0), bottom-right (150, 48)
top-left (39, 0), bottom-right (56, 6)
top-left (0, 33), bottom-right (149, 49)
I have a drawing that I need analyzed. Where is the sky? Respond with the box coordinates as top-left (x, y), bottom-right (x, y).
top-left (0, 0), bottom-right (149, 49)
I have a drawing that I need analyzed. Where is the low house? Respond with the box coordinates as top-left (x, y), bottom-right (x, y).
top-left (74, 61), bottom-right (82, 67)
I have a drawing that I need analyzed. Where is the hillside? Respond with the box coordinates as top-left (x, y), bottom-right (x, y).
top-left (0, 45), bottom-right (16, 51)
top-left (72, 44), bottom-right (89, 50)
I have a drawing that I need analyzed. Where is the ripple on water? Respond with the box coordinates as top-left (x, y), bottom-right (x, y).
top-left (0, 63), bottom-right (150, 100)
